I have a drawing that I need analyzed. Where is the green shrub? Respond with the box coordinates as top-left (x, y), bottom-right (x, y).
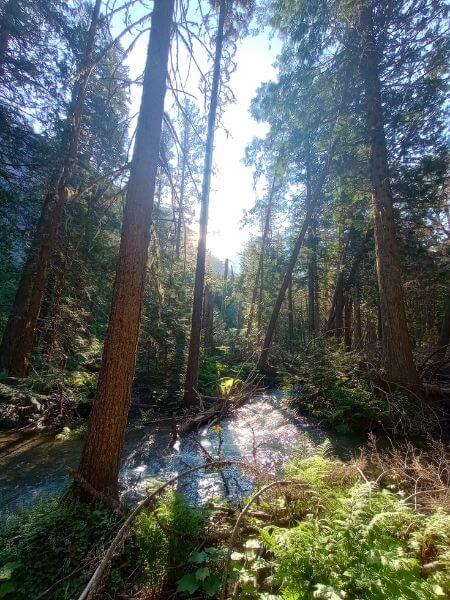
top-left (176, 547), bottom-right (223, 597)
top-left (0, 493), bottom-right (207, 599)
top-left (230, 361), bottom-right (256, 381)
top-left (289, 343), bottom-right (435, 433)
top-left (134, 491), bottom-right (206, 594)
top-left (0, 499), bottom-right (123, 599)
top-left (64, 370), bottom-right (97, 399)
top-left (284, 452), bottom-right (359, 502)
top-left (54, 425), bottom-right (86, 441)
top-left (197, 356), bottom-right (227, 396)
top-left (326, 380), bottom-right (384, 432)
top-left (258, 456), bottom-right (450, 600)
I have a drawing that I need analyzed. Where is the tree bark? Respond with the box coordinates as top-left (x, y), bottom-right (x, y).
top-left (77, 0), bottom-right (174, 496)
top-left (256, 62), bottom-right (351, 371)
top-left (246, 178), bottom-right (275, 337)
top-left (436, 294), bottom-right (450, 360)
top-left (221, 258), bottom-right (229, 320)
top-left (344, 294), bottom-right (353, 351)
top-left (183, 0), bottom-right (227, 407)
top-left (358, 3), bottom-right (422, 396)
top-left (40, 236), bottom-right (70, 366)
top-left (0, 0), bottom-right (102, 377)
top-left (353, 285), bottom-right (362, 350)
top-left (288, 279), bottom-right (294, 350)
top-left (334, 278), bottom-right (345, 339)
top-left (306, 155), bottom-right (318, 338)
top-left (202, 284), bottom-right (214, 350)
top-left (326, 270), bottom-right (344, 335)
top-left (256, 173), bottom-right (323, 370)
top-left (307, 230), bottom-right (318, 337)
top-left (325, 227), bottom-right (373, 336)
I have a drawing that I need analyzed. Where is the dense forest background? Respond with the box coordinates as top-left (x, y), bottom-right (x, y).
top-left (0, 0), bottom-right (448, 432)
top-left (0, 0), bottom-right (449, 598)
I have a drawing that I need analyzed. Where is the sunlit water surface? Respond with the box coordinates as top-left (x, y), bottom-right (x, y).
top-left (0, 391), bottom-right (362, 517)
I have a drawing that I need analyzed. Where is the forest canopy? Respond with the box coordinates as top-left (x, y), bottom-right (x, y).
top-left (0, 0), bottom-right (448, 599)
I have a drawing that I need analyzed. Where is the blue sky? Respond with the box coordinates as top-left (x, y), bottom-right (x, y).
top-left (205, 29), bottom-right (280, 264)
top-left (116, 3), bottom-right (280, 265)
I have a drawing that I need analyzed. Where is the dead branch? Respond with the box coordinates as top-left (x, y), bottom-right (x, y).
top-left (178, 377), bottom-right (263, 435)
top-left (67, 467), bottom-right (127, 516)
top-left (77, 460), bottom-right (262, 600)
top-left (219, 480), bottom-right (317, 600)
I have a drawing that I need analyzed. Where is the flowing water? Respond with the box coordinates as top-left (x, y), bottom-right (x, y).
top-left (0, 390), bottom-right (362, 518)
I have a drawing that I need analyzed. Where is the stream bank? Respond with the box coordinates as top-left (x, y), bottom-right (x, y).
top-left (0, 390), bottom-right (362, 518)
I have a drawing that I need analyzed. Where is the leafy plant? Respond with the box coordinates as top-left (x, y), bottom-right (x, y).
top-left (197, 356), bottom-right (227, 396)
top-left (54, 425), bottom-right (86, 441)
top-left (176, 548), bottom-right (222, 597)
top-left (0, 499), bottom-right (123, 599)
top-left (259, 456), bottom-right (450, 599)
top-left (135, 491), bottom-right (206, 594)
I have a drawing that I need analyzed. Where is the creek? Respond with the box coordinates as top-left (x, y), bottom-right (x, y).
top-left (0, 390), bottom-right (363, 518)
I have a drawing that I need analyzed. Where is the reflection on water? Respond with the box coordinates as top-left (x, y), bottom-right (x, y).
top-left (0, 391), bottom-right (362, 517)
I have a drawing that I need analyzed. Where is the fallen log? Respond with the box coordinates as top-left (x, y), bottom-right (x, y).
top-left (0, 383), bottom-right (76, 431)
top-left (178, 384), bottom-right (262, 436)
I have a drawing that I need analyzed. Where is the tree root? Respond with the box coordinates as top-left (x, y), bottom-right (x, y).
top-left (67, 467), bottom-right (128, 516)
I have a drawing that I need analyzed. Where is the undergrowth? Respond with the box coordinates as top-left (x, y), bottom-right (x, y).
top-left (287, 342), bottom-right (438, 434)
top-left (0, 490), bottom-right (207, 599)
top-left (135, 490), bottom-right (207, 595)
top-left (0, 499), bottom-right (123, 599)
top-left (227, 453), bottom-right (450, 599)
top-left (197, 353), bottom-right (254, 397)
top-left (1, 451), bottom-right (448, 599)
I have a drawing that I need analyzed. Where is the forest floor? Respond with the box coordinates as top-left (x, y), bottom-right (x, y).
top-left (0, 344), bottom-right (449, 599)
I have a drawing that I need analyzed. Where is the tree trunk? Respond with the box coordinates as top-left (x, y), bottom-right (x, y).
top-left (246, 179), bottom-right (275, 337)
top-left (77, 0), bottom-right (174, 496)
top-left (256, 171), bottom-right (324, 370)
top-left (307, 230), bottom-right (318, 337)
top-left (436, 294), bottom-right (450, 360)
top-left (256, 62), bottom-right (351, 371)
top-left (326, 228), bottom-right (372, 336)
top-left (257, 258), bottom-right (264, 331)
top-left (0, 0), bottom-right (102, 377)
top-left (288, 279), bottom-right (294, 350)
top-left (334, 280), bottom-right (345, 339)
top-left (40, 237), bottom-right (70, 366)
top-left (202, 284), bottom-right (214, 350)
top-left (326, 270), bottom-right (344, 335)
top-left (306, 155), bottom-right (318, 339)
top-left (183, 0), bottom-right (226, 408)
top-left (377, 301), bottom-right (383, 344)
top-left (236, 301), bottom-right (242, 329)
top-left (175, 115), bottom-right (189, 260)
top-left (353, 285), bottom-right (362, 350)
top-left (344, 294), bottom-right (353, 351)
top-left (358, 4), bottom-right (422, 396)
top-left (346, 227), bottom-right (373, 287)
top-left (221, 258), bottom-right (229, 320)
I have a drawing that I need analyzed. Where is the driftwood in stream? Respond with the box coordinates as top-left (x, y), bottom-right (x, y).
top-left (0, 382), bottom-right (76, 430)
top-left (178, 377), bottom-right (263, 436)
